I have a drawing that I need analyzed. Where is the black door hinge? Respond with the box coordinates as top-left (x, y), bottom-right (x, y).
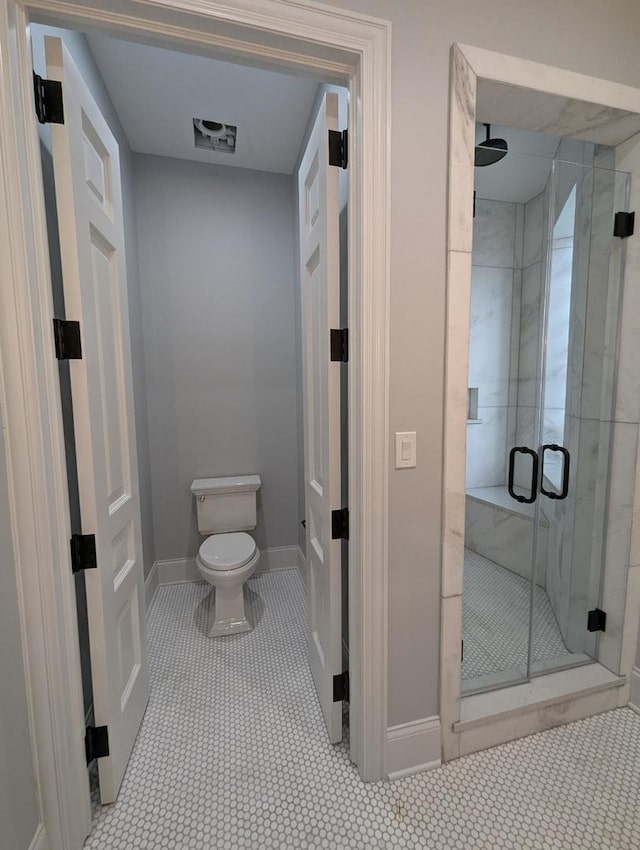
top-left (330, 328), bottom-right (348, 362)
top-left (85, 725), bottom-right (109, 764)
top-left (333, 671), bottom-right (349, 702)
top-left (331, 507), bottom-right (349, 540)
top-left (328, 129), bottom-right (348, 169)
top-left (53, 318), bottom-right (82, 360)
top-left (33, 72), bottom-right (64, 125)
top-left (587, 608), bottom-right (607, 632)
top-left (613, 211), bottom-right (635, 238)
top-left (461, 640), bottom-right (464, 663)
top-left (70, 533), bottom-right (97, 574)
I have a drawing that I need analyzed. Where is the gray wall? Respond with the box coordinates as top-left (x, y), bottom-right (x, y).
top-left (133, 154), bottom-right (299, 560)
top-left (30, 25), bottom-right (155, 584)
top-left (318, 0), bottom-right (640, 727)
top-left (0, 412), bottom-right (41, 849)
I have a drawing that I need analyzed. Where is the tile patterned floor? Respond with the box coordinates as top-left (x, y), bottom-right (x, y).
top-left (462, 549), bottom-right (572, 682)
top-left (85, 570), bottom-right (640, 850)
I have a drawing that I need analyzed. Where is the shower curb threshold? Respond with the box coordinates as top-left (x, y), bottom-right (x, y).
top-left (454, 664), bottom-right (625, 733)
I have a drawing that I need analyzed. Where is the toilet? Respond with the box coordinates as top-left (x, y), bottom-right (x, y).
top-left (190, 474), bottom-right (261, 636)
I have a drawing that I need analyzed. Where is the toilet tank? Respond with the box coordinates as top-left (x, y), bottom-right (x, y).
top-left (190, 475), bottom-right (261, 534)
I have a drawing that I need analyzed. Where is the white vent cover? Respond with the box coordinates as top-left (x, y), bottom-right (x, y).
top-left (193, 118), bottom-right (237, 153)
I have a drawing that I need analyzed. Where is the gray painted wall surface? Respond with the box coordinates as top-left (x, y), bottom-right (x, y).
top-left (319, 0), bottom-right (640, 727)
top-left (133, 154), bottom-right (299, 560)
top-left (30, 25), bottom-right (155, 584)
top-left (0, 414), bottom-right (40, 849)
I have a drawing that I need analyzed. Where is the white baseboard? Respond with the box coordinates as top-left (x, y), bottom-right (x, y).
top-left (144, 561), bottom-right (159, 612)
top-left (630, 666), bottom-right (640, 714)
top-left (29, 824), bottom-right (48, 850)
top-left (258, 545), bottom-right (299, 572)
top-left (156, 557), bottom-right (199, 584)
top-left (154, 546), bottom-right (301, 587)
top-left (386, 715), bottom-right (441, 780)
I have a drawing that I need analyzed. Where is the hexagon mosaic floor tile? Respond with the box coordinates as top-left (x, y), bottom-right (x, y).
top-left (85, 571), bottom-right (640, 850)
top-left (462, 548), bottom-right (572, 681)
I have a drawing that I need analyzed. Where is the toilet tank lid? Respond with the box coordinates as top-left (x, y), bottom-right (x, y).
top-left (190, 475), bottom-right (261, 496)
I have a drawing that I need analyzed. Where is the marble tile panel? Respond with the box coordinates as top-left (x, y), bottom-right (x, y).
top-left (557, 137), bottom-right (594, 167)
top-left (579, 168), bottom-right (623, 422)
top-left (468, 265), bottom-right (513, 406)
top-left (508, 270), bottom-right (522, 407)
top-left (543, 245), bottom-right (573, 410)
top-left (472, 199), bottom-right (517, 268)
top-left (614, 137), bottom-right (640, 424)
top-left (599, 422), bottom-right (639, 674)
top-left (517, 262), bottom-right (542, 408)
top-left (443, 251), bottom-right (473, 598)
top-left (514, 406), bottom-right (536, 490)
top-left (514, 203), bottom-right (525, 269)
top-left (440, 593), bottom-right (462, 761)
top-left (465, 496), bottom-right (538, 583)
top-left (448, 46), bottom-right (476, 254)
top-left (523, 193), bottom-right (544, 266)
top-left (614, 233), bottom-right (640, 424)
top-left (619, 564), bottom-right (640, 680)
top-left (466, 406), bottom-right (509, 489)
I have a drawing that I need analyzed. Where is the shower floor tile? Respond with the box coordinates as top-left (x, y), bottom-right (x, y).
top-left (85, 570), bottom-right (640, 850)
top-left (462, 548), bottom-right (573, 682)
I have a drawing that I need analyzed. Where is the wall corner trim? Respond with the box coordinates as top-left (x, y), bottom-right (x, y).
top-left (630, 666), bottom-right (640, 714)
top-left (386, 715), bottom-right (441, 780)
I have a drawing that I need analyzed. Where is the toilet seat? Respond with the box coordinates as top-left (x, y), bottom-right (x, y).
top-left (198, 532), bottom-right (257, 571)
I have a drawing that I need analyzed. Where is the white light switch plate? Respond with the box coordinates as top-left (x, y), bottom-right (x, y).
top-left (395, 431), bottom-right (417, 468)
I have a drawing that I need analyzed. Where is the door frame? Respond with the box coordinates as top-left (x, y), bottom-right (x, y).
top-left (442, 43), bottom-right (640, 761)
top-left (0, 0), bottom-right (391, 846)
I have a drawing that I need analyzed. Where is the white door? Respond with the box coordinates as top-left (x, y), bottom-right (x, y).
top-left (297, 93), bottom-right (344, 742)
top-left (45, 36), bottom-right (149, 803)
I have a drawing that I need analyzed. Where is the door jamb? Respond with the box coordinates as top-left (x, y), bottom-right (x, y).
top-left (0, 0), bottom-right (391, 845)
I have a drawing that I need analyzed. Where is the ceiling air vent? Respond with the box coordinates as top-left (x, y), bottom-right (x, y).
top-left (193, 118), bottom-right (237, 154)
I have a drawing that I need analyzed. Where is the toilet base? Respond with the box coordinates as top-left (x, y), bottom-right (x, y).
top-left (208, 584), bottom-right (251, 637)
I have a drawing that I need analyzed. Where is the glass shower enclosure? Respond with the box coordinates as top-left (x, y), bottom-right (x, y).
top-left (462, 138), bottom-right (630, 695)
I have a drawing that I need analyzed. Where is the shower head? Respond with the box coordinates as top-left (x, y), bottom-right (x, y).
top-left (475, 123), bottom-right (508, 167)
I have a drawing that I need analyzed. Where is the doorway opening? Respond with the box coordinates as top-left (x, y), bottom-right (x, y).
top-left (31, 20), bottom-right (352, 837)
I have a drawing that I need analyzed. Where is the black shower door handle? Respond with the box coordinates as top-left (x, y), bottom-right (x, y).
top-left (508, 446), bottom-right (539, 504)
top-left (540, 444), bottom-right (570, 500)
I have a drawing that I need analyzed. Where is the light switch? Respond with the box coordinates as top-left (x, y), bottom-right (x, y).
top-left (395, 431), bottom-right (417, 468)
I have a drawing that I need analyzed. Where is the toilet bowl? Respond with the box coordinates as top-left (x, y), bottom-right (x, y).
top-left (196, 532), bottom-right (260, 636)
top-left (191, 474), bottom-right (262, 637)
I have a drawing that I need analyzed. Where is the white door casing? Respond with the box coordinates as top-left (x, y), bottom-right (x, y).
top-left (46, 35), bottom-right (149, 803)
top-left (298, 92), bottom-right (343, 743)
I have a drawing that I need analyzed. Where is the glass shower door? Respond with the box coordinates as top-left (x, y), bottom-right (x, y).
top-left (530, 159), bottom-right (631, 676)
top-left (463, 136), bottom-right (631, 696)
top-left (463, 147), bottom-right (555, 694)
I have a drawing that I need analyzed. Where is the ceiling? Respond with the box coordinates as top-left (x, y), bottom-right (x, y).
top-left (86, 34), bottom-right (321, 175)
top-left (474, 124), bottom-right (562, 204)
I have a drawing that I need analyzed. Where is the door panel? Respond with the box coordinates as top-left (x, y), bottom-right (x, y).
top-left (531, 160), bottom-right (631, 673)
top-left (464, 139), bottom-right (631, 695)
top-left (297, 93), bottom-right (343, 742)
top-left (46, 36), bottom-right (149, 803)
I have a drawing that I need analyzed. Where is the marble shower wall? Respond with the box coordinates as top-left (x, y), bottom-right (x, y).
top-left (466, 199), bottom-right (522, 489)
